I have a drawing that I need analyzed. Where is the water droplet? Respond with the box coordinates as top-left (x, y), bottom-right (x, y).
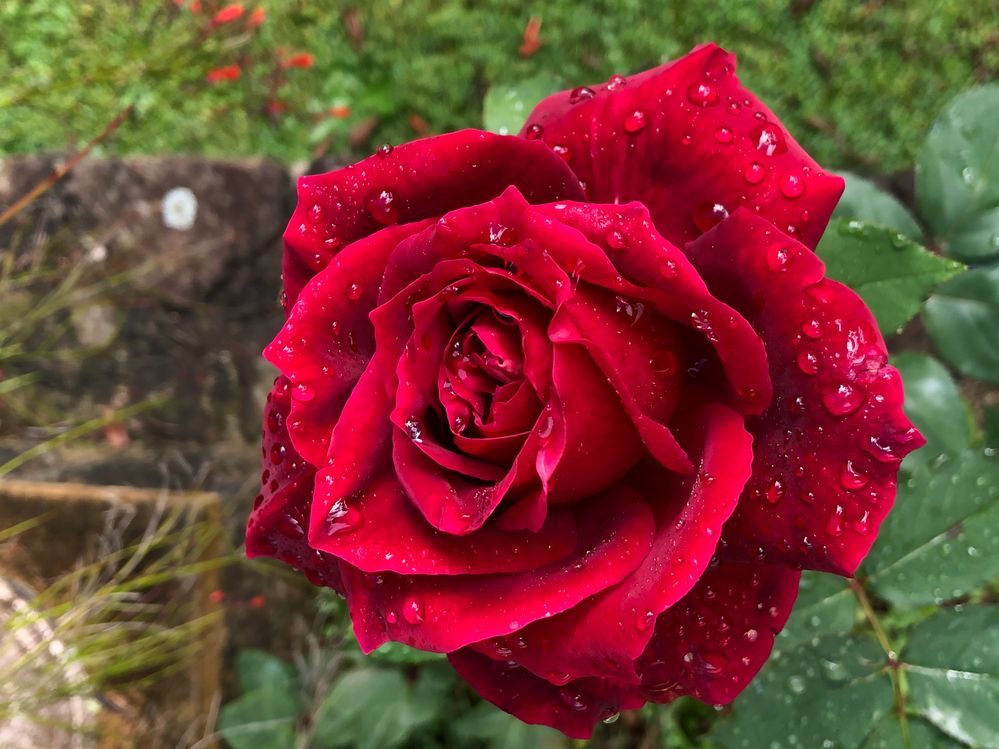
top-left (524, 123), bottom-right (544, 140)
top-left (650, 349), bottom-right (679, 377)
top-left (623, 110), bottom-right (647, 133)
top-left (606, 229), bottom-right (627, 250)
top-left (686, 82), bottom-right (719, 107)
top-left (385, 609), bottom-right (398, 624)
top-left (743, 628), bottom-right (759, 642)
top-left (766, 478), bottom-right (785, 504)
top-left (402, 596), bottom-right (425, 625)
top-left (660, 258), bottom-right (680, 278)
top-left (637, 610), bottom-right (656, 631)
top-left (839, 460), bottom-right (869, 490)
top-left (269, 443), bottom-right (286, 465)
top-left (751, 123), bottom-right (787, 156)
top-left (345, 282), bottom-right (363, 301)
top-left (692, 202), bottom-right (729, 231)
top-left (825, 504), bottom-right (844, 537)
top-left (549, 671), bottom-right (572, 686)
top-left (558, 686), bottom-right (588, 711)
top-left (293, 382), bottom-right (314, 402)
top-left (404, 416), bottom-right (424, 443)
top-left (851, 510), bottom-right (870, 536)
top-left (743, 161), bottom-right (766, 184)
top-left (551, 143), bottom-right (572, 162)
top-left (607, 73), bottom-right (627, 90)
top-left (615, 295), bottom-right (646, 324)
top-left (365, 188), bottom-right (399, 225)
top-left (603, 712), bottom-right (620, 724)
top-left (375, 143), bottom-right (394, 158)
top-left (801, 318), bottom-right (824, 338)
top-left (288, 417), bottom-right (304, 433)
top-left (862, 434), bottom-right (901, 463)
top-left (821, 382), bottom-right (866, 417)
top-left (780, 172), bottom-right (806, 199)
top-left (537, 412), bottom-right (555, 441)
top-left (569, 86), bottom-right (596, 104)
top-left (691, 310), bottom-right (716, 341)
top-left (325, 498), bottom-right (363, 536)
top-left (767, 245), bottom-right (793, 272)
top-left (714, 127), bottom-right (734, 143)
top-left (788, 675), bottom-right (806, 694)
top-left (796, 350), bottom-right (821, 375)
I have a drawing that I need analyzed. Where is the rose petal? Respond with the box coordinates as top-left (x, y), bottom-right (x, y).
top-left (448, 649), bottom-right (644, 740)
top-left (472, 403), bottom-right (751, 683)
top-left (309, 359), bottom-right (578, 575)
top-left (247, 376), bottom-right (344, 592)
top-left (283, 130), bottom-right (585, 305)
top-left (264, 222), bottom-right (432, 466)
top-left (340, 493), bottom-right (656, 653)
top-left (638, 559), bottom-right (800, 705)
top-left (686, 208), bottom-right (924, 575)
top-left (521, 44), bottom-right (843, 251)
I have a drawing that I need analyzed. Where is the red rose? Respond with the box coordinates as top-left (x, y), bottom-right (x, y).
top-left (246, 44), bottom-right (923, 737)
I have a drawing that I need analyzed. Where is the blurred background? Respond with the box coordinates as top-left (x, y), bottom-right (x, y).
top-left (2, 1), bottom-right (998, 748)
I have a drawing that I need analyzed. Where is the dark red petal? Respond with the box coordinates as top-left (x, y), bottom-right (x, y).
top-left (637, 559), bottom-right (800, 705)
top-left (535, 201), bottom-right (772, 416)
top-left (340, 493), bottom-right (655, 654)
top-left (448, 649), bottom-right (644, 740)
top-left (283, 130), bottom-right (585, 305)
top-left (686, 209), bottom-right (924, 575)
top-left (308, 359), bottom-right (577, 575)
top-left (472, 404), bottom-right (751, 683)
top-left (246, 376), bottom-right (344, 592)
top-left (521, 44), bottom-right (843, 251)
top-left (264, 222), bottom-right (431, 466)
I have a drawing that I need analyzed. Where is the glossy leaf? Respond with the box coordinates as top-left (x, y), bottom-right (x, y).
top-left (710, 634), bottom-right (892, 749)
top-left (924, 265), bottom-right (999, 384)
top-left (817, 219), bottom-right (963, 335)
top-left (450, 701), bottom-right (568, 749)
top-left (834, 172), bottom-right (923, 239)
top-left (483, 76), bottom-right (562, 135)
top-left (892, 352), bottom-right (971, 471)
top-left (916, 85), bottom-right (999, 262)
top-left (905, 606), bottom-right (999, 748)
top-left (217, 687), bottom-right (302, 749)
top-left (312, 665), bottom-right (448, 749)
top-left (861, 715), bottom-right (965, 749)
top-left (236, 648), bottom-right (298, 694)
top-left (864, 451), bottom-right (999, 607)
top-left (778, 571), bottom-right (857, 649)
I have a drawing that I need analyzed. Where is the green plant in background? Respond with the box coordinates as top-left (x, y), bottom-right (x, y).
top-left (3, 1), bottom-right (999, 170)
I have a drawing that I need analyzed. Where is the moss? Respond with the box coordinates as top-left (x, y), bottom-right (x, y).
top-left (1, 0), bottom-right (996, 172)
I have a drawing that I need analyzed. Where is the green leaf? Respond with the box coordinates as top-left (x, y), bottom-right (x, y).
top-left (710, 634), bottom-right (893, 749)
top-left (236, 649), bottom-right (297, 694)
top-left (368, 639), bottom-right (447, 665)
top-left (483, 76), bottom-right (561, 135)
top-left (834, 172), bottom-right (924, 239)
top-left (904, 606), bottom-right (999, 747)
top-left (924, 265), bottom-right (999, 384)
top-left (312, 665), bottom-right (448, 749)
top-left (892, 352), bottom-right (971, 471)
top-left (916, 85), bottom-right (999, 262)
top-left (985, 406), bottom-right (999, 449)
top-left (861, 715), bottom-right (964, 748)
top-left (450, 701), bottom-right (568, 749)
top-left (863, 451), bottom-right (999, 607)
top-left (778, 571), bottom-right (857, 648)
top-left (217, 688), bottom-right (301, 749)
top-left (817, 219), bottom-right (963, 335)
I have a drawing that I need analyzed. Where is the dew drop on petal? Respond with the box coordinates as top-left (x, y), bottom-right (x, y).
top-left (743, 161), bottom-right (766, 184)
top-left (839, 460), bottom-right (869, 490)
top-left (325, 498), bottom-right (363, 536)
top-left (686, 82), bottom-right (719, 107)
top-left (569, 86), bottom-right (596, 104)
top-left (623, 110), bottom-right (648, 133)
top-left (524, 123), bottom-right (544, 140)
top-left (751, 123), bottom-right (787, 156)
top-left (402, 596), bottom-right (425, 625)
top-left (765, 478), bottom-right (785, 504)
top-left (780, 172), bottom-right (806, 199)
top-left (821, 382), bottom-right (866, 417)
top-left (714, 127), bottom-right (733, 143)
top-left (365, 188), bottom-right (400, 225)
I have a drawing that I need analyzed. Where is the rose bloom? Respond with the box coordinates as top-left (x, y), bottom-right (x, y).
top-left (246, 44), bottom-right (923, 737)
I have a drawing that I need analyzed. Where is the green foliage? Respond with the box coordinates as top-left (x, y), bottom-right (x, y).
top-left (3, 0), bottom-right (998, 169)
top-left (483, 75), bottom-right (561, 135)
top-left (817, 219), bottom-right (963, 335)
top-left (916, 85), bottom-right (999, 263)
top-left (833, 172), bottom-right (924, 240)
top-left (924, 266), bottom-right (999, 384)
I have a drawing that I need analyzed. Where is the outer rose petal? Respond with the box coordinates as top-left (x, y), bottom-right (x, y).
top-left (686, 209), bottom-right (924, 575)
top-left (265, 222), bottom-right (432, 466)
top-left (472, 403), bottom-right (752, 684)
top-left (448, 649), bottom-right (644, 740)
top-left (282, 130), bottom-right (585, 305)
top-left (638, 559), bottom-right (800, 705)
top-left (340, 493), bottom-right (656, 654)
top-left (246, 376), bottom-right (344, 592)
top-left (521, 44), bottom-right (843, 251)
